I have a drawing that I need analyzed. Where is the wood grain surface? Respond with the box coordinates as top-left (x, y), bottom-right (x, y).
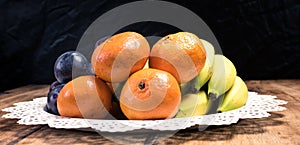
top-left (0, 80), bottom-right (299, 145)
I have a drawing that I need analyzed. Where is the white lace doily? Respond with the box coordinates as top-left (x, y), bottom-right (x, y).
top-left (2, 92), bottom-right (287, 132)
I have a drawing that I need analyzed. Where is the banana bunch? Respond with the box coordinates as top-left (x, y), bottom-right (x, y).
top-left (178, 39), bottom-right (249, 117)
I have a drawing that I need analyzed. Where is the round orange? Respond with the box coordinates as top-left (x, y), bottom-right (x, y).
top-left (149, 32), bottom-right (206, 83)
top-left (57, 76), bottom-right (112, 119)
top-left (120, 68), bottom-right (181, 120)
top-left (91, 32), bottom-right (150, 83)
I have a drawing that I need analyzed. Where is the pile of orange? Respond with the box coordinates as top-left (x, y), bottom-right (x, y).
top-left (57, 31), bottom-right (206, 120)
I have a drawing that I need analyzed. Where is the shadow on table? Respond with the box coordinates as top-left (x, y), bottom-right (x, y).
top-left (164, 112), bottom-right (284, 143)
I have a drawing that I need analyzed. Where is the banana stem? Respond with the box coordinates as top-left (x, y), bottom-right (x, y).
top-left (205, 94), bottom-right (225, 115)
top-left (208, 93), bottom-right (217, 100)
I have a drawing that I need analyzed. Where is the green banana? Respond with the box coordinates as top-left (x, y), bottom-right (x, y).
top-left (180, 39), bottom-right (215, 95)
top-left (208, 55), bottom-right (237, 100)
top-left (176, 90), bottom-right (208, 118)
top-left (217, 76), bottom-right (248, 112)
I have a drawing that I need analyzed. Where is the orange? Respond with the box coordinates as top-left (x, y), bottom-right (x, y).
top-left (120, 68), bottom-right (181, 120)
top-left (57, 76), bottom-right (112, 119)
top-left (149, 32), bottom-right (206, 83)
top-left (91, 32), bottom-right (150, 83)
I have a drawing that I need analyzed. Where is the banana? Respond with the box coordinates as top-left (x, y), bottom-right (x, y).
top-left (180, 39), bottom-right (215, 95)
top-left (175, 90), bottom-right (208, 118)
top-left (197, 39), bottom-right (215, 88)
top-left (217, 76), bottom-right (248, 112)
top-left (208, 54), bottom-right (237, 100)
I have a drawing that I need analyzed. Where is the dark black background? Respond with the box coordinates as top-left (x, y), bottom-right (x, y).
top-left (0, 0), bottom-right (299, 91)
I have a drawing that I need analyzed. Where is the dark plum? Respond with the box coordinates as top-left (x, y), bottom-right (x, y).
top-left (95, 35), bottom-right (110, 48)
top-left (49, 81), bottom-right (64, 91)
top-left (86, 63), bottom-right (95, 75)
top-left (46, 83), bottom-right (64, 115)
top-left (54, 51), bottom-right (92, 83)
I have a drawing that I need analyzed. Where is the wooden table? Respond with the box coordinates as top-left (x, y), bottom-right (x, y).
top-left (1, 80), bottom-right (299, 145)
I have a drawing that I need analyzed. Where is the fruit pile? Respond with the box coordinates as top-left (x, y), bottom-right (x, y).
top-left (46, 31), bottom-right (248, 120)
